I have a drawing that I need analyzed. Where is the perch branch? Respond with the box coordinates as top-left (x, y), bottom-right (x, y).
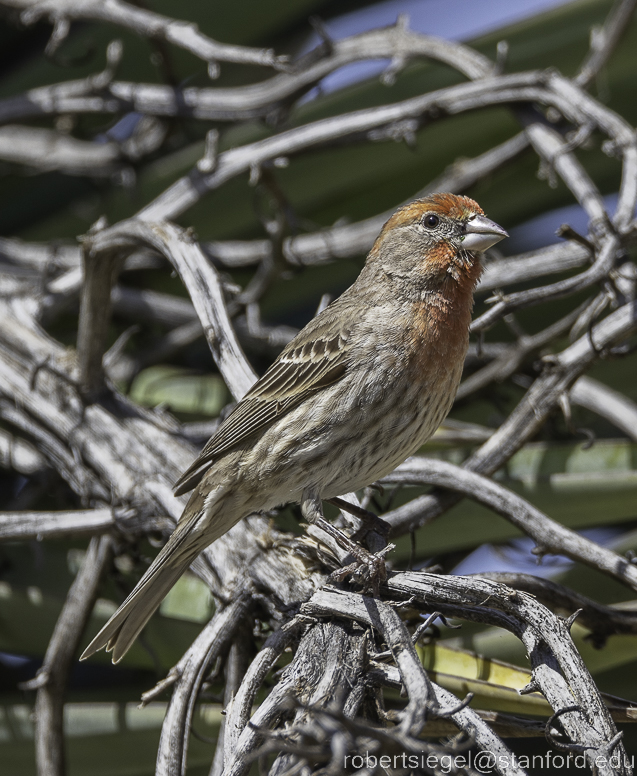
top-left (384, 574), bottom-right (628, 774)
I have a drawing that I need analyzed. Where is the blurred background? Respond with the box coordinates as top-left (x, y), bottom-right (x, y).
top-left (1, 0), bottom-right (636, 773)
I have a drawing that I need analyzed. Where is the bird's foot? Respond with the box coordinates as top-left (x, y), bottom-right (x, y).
top-left (301, 489), bottom-right (392, 596)
top-left (328, 541), bottom-right (394, 596)
top-left (327, 496), bottom-right (390, 551)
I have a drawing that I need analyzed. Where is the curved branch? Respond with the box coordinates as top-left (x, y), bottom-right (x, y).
top-left (570, 375), bottom-right (637, 441)
top-left (138, 74), bottom-right (564, 222)
top-left (207, 131), bottom-right (528, 269)
top-left (382, 456), bottom-right (637, 592)
top-left (473, 572), bottom-right (637, 643)
top-left (385, 574), bottom-right (628, 774)
top-left (156, 593), bottom-right (252, 776)
top-left (134, 69), bottom-right (635, 239)
top-left (224, 618), bottom-right (305, 765)
top-left (471, 112), bottom-right (626, 332)
top-left (85, 219), bottom-right (257, 399)
top-left (0, 25), bottom-right (491, 124)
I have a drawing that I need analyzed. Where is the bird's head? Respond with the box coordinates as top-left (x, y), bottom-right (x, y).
top-left (367, 193), bottom-right (508, 295)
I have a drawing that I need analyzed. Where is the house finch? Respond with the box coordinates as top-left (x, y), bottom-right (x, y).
top-left (81, 193), bottom-right (507, 663)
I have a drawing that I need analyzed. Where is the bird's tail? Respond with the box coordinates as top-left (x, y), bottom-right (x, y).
top-left (81, 506), bottom-right (216, 664)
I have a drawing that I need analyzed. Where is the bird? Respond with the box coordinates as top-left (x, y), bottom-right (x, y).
top-left (81, 192), bottom-right (507, 663)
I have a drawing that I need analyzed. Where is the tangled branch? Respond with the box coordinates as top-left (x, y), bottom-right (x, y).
top-left (1, 2), bottom-right (637, 775)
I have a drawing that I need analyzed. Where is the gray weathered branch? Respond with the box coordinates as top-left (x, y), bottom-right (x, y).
top-left (0, 0), bottom-right (284, 73)
top-left (1, 5), bottom-right (636, 774)
top-left (156, 593), bottom-right (252, 776)
top-left (21, 535), bottom-right (114, 776)
top-left (383, 456), bottom-right (637, 592)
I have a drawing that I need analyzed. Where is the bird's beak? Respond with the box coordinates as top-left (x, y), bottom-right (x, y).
top-left (461, 214), bottom-right (508, 252)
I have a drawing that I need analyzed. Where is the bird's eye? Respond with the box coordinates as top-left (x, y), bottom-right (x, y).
top-left (424, 214), bottom-right (439, 228)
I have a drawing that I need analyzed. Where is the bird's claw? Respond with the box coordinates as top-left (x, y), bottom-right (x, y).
top-left (326, 496), bottom-right (390, 550)
top-left (328, 542), bottom-right (394, 596)
top-left (304, 494), bottom-right (393, 595)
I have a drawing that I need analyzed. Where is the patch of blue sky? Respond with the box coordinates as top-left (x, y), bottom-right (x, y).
top-left (505, 193), bottom-right (622, 254)
top-left (450, 527), bottom-right (624, 578)
top-left (302, 0), bottom-right (578, 96)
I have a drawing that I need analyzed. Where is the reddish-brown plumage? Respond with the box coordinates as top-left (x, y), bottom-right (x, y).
top-left (81, 193), bottom-right (507, 664)
top-left (374, 194), bottom-right (486, 384)
top-left (380, 192), bottom-right (484, 233)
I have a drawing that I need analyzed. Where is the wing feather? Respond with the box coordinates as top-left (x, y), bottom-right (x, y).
top-left (173, 310), bottom-right (352, 496)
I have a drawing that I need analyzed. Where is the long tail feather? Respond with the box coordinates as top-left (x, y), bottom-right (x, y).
top-left (81, 513), bottom-right (207, 664)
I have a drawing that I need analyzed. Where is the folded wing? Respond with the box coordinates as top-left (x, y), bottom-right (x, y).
top-left (173, 310), bottom-right (352, 496)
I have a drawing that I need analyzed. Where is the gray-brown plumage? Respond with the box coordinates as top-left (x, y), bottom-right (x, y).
top-left (81, 193), bottom-right (507, 663)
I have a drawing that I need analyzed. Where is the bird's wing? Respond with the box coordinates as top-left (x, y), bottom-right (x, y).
top-left (173, 310), bottom-right (352, 496)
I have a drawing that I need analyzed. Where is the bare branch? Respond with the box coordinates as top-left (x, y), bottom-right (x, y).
top-left (156, 593), bottom-right (252, 776)
top-left (0, 507), bottom-right (113, 540)
top-left (0, 506), bottom-right (171, 541)
top-left (576, 0), bottom-right (637, 88)
top-left (303, 587), bottom-right (529, 776)
top-left (474, 572), bottom-right (637, 644)
top-left (369, 663), bottom-right (546, 738)
top-left (230, 621), bottom-right (378, 776)
top-left (383, 574), bottom-right (629, 773)
top-left (0, 427), bottom-right (46, 474)
top-left (0, 124), bottom-right (123, 175)
top-left (139, 74), bottom-right (563, 222)
top-left (86, 220), bottom-right (257, 398)
top-left (21, 535), bottom-right (114, 776)
top-left (0, 25), bottom-right (492, 124)
top-left (77, 225), bottom-right (125, 397)
top-left (383, 456), bottom-right (637, 593)
top-left (471, 113), bottom-right (625, 332)
top-left (224, 618), bottom-right (306, 764)
top-left (205, 131), bottom-right (528, 270)
top-left (369, 600), bottom-right (432, 736)
top-left (570, 375), bottom-right (637, 441)
top-left (0, 0), bottom-right (284, 73)
top-left (467, 300), bottom-right (637, 473)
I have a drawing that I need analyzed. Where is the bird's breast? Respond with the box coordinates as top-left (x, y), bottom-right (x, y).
top-left (406, 288), bottom-right (472, 386)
